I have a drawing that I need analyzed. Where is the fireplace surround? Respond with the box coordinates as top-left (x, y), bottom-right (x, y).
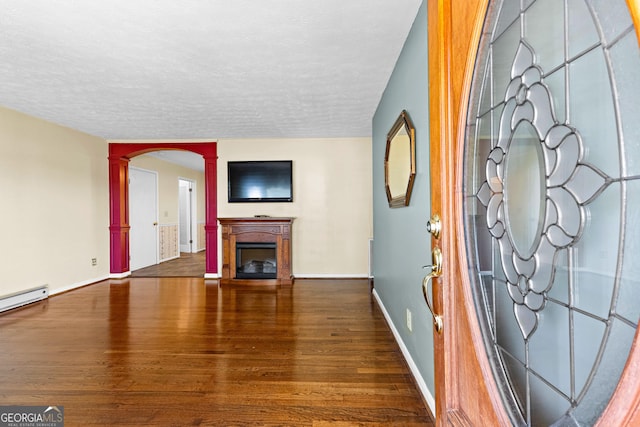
top-left (219, 217), bottom-right (294, 286)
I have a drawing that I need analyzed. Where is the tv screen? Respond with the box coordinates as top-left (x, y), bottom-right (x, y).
top-left (227, 160), bottom-right (293, 203)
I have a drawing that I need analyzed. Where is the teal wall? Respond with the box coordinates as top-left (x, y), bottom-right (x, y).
top-left (372, 0), bottom-right (434, 400)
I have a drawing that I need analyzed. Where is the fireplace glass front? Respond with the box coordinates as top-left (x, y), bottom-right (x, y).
top-left (236, 242), bottom-right (277, 279)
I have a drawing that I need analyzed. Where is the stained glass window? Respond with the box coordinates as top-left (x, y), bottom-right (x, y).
top-left (462, 1), bottom-right (640, 425)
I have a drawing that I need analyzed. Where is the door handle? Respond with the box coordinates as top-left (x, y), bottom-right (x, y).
top-left (422, 246), bottom-right (443, 334)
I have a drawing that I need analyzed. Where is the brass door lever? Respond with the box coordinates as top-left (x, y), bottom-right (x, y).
top-left (422, 246), bottom-right (443, 333)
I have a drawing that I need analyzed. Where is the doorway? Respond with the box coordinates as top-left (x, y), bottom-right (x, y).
top-left (108, 141), bottom-right (218, 277)
top-left (130, 163), bottom-right (205, 278)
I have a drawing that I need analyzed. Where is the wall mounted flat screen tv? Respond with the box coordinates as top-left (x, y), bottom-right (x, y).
top-left (227, 160), bottom-right (293, 203)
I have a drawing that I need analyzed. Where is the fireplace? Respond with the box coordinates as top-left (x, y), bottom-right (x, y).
top-left (236, 242), bottom-right (277, 279)
top-left (219, 217), bottom-right (294, 286)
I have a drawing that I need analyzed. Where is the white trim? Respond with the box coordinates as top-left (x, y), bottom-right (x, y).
top-left (108, 271), bottom-right (131, 279)
top-left (372, 288), bottom-right (436, 417)
top-left (293, 273), bottom-right (369, 279)
top-left (178, 177), bottom-right (198, 253)
top-left (159, 254), bottom-right (180, 263)
top-left (369, 238), bottom-right (374, 278)
top-left (200, 273), bottom-right (367, 280)
top-left (50, 275), bottom-right (112, 295)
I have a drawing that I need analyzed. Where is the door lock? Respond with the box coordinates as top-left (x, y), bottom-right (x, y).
top-left (427, 214), bottom-right (441, 239)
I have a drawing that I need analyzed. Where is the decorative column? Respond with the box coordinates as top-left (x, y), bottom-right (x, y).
top-left (203, 149), bottom-right (218, 278)
top-left (109, 155), bottom-right (131, 276)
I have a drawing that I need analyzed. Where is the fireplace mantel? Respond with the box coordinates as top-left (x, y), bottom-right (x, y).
top-left (218, 217), bottom-right (294, 286)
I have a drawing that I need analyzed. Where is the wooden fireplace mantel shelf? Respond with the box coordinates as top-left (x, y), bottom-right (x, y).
top-left (219, 217), bottom-right (294, 286)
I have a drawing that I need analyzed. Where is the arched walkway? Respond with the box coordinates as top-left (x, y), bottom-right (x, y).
top-left (108, 142), bottom-right (218, 278)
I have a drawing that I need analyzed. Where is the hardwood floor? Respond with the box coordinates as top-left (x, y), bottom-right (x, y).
top-left (0, 278), bottom-right (433, 426)
top-left (131, 252), bottom-right (206, 277)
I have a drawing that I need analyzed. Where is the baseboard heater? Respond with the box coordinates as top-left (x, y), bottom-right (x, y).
top-left (0, 285), bottom-right (49, 313)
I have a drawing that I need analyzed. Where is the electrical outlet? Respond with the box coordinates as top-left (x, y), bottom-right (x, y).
top-left (406, 308), bottom-right (413, 332)
top-left (91, 258), bottom-right (97, 266)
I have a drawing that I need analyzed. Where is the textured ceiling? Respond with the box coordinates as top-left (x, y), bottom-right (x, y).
top-left (0, 0), bottom-right (422, 141)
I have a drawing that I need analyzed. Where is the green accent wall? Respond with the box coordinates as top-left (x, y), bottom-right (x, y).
top-left (372, 0), bottom-right (435, 398)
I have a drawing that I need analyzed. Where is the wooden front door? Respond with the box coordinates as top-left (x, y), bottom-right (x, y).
top-left (428, 0), bottom-right (640, 425)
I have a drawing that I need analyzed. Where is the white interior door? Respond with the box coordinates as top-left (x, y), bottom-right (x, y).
top-left (179, 179), bottom-right (193, 253)
top-left (129, 167), bottom-right (158, 270)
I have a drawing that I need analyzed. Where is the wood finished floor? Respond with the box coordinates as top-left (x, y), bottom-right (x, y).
top-left (0, 278), bottom-right (433, 426)
top-left (131, 252), bottom-right (206, 277)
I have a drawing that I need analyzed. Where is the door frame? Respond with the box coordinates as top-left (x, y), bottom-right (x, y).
top-left (428, 0), bottom-right (640, 425)
top-left (178, 177), bottom-right (196, 253)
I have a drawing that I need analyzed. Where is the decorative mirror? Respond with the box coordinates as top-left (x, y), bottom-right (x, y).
top-left (384, 110), bottom-right (416, 208)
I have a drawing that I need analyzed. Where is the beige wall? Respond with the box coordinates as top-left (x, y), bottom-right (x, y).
top-left (217, 138), bottom-right (373, 277)
top-left (0, 107), bottom-right (372, 301)
top-left (0, 107), bottom-right (110, 296)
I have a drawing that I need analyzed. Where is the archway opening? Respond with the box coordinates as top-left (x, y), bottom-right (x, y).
top-left (108, 142), bottom-right (218, 278)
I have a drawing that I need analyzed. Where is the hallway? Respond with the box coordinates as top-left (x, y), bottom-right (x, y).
top-left (131, 252), bottom-right (206, 277)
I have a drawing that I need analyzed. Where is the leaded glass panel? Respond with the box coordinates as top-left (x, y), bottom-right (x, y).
top-left (462, 0), bottom-right (640, 425)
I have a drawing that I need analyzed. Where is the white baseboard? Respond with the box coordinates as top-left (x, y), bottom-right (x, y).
top-left (159, 255), bottom-right (180, 263)
top-left (50, 275), bottom-right (111, 296)
top-left (293, 273), bottom-right (369, 279)
top-left (372, 288), bottom-right (436, 417)
top-left (108, 271), bottom-right (131, 279)
top-left (199, 273), bottom-right (367, 280)
top-left (200, 273), bottom-right (366, 280)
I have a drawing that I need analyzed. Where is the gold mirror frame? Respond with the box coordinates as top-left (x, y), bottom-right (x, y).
top-left (384, 110), bottom-right (416, 208)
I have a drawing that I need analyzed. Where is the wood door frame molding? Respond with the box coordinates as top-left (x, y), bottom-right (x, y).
top-left (428, 0), bottom-right (508, 424)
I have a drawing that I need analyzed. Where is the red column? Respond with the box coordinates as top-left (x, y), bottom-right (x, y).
top-left (109, 155), bottom-right (130, 275)
top-left (203, 150), bottom-right (218, 276)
